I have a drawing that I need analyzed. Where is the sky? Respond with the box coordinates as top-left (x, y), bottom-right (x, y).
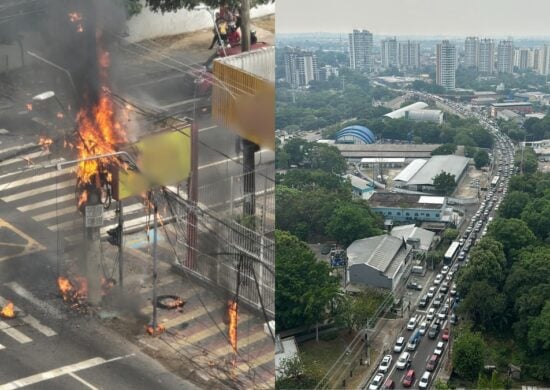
top-left (276, 0), bottom-right (550, 37)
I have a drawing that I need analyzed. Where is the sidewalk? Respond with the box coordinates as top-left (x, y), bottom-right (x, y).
top-left (94, 230), bottom-right (274, 389)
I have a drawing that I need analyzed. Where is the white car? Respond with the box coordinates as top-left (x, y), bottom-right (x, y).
top-left (441, 265), bottom-right (449, 274)
top-left (427, 308), bottom-right (436, 321)
top-left (434, 341), bottom-right (445, 356)
top-left (396, 351), bottom-right (410, 370)
top-left (378, 354), bottom-right (392, 373)
top-left (406, 316), bottom-right (417, 330)
top-left (418, 371), bottom-right (431, 389)
top-left (434, 274), bottom-right (443, 285)
top-left (418, 321), bottom-right (428, 335)
top-left (427, 286), bottom-right (437, 298)
top-left (369, 373), bottom-right (384, 390)
top-left (393, 336), bottom-right (405, 353)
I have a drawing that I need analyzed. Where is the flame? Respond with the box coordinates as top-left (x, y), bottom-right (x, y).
top-left (0, 301), bottom-right (15, 318)
top-left (26, 103), bottom-right (32, 111)
top-left (38, 136), bottom-right (53, 152)
top-left (77, 191), bottom-right (88, 209)
top-left (73, 41), bottom-right (126, 207)
top-left (228, 300), bottom-right (238, 353)
top-left (57, 112), bottom-right (64, 119)
top-left (68, 12), bottom-right (82, 23)
top-left (146, 324), bottom-right (165, 336)
top-left (57, 276), bottom-right (88, 303)
top-left (76, 24), bottom-right (84, 33)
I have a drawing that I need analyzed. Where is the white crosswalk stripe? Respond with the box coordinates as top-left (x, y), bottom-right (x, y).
top-left (0, 320), bottom-right (32, 344)
top-left (0, 296), bottom-right (57, 337)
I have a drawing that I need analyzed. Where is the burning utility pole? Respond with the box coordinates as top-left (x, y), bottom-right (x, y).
top-left (82, 183), bottom-right (104, 305)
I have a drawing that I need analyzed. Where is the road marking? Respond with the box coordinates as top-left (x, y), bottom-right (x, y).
top-left (0, 144), bottom-right (38, 162)
top-left (19, 193), bottom-right (75, 212)
top-left (5, 282), bottom-right (64, 320)
top-left (68, 373), bottom-right (99, 390)
top-left (0, 219), bottom-right (46, 263)
top-left (178, 313), bottom-right (251, 346)
top-left (236, 351), bottom-right (274, 371)
top-left (0, 296), bottom-right (57, 337)
top-left (198, 125), bottom-right (217, 133)
top-left (162, 302), bottom-right (221, 330)
top-left (1, 179), bottom-right (74, 202)
top-left (0, 158), bottom-right (65, 182)
top-left (33, 205), bottom-right (76, 222)
top-left (212, 328), bottom-right (267, 357)
top-left (102, 202), bottom-right (144, 220)
top-left (0, 343), bottom-right (4, 350)
top-left (0, 321), bottom-right (32, 344)
top-left (0, 167), bottom-right (72, 190)
top-left (0, 355), bottom-right (134, 390)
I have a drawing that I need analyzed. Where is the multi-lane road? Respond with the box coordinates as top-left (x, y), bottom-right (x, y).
top-left (364, 92), bottom-right (515, 390)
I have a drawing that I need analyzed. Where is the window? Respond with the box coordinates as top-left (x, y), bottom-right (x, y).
top-left (397, 212), bottom-right (401, 216)
top-left (414, 213), bottom-right (418, 216)
top-left (426, 213), bottom-right (431, 217)
top-left (435, 213), bottom-right (440, 217)
top-left (406, 212), bottom-right (410, 216)
top-left (388, 212), bottom-right (392, 215)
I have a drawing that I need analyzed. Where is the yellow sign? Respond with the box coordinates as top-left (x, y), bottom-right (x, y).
top-left (114, 127), bottom-right (191, 200)
top-left (212, 61), bottom-right (275, 150)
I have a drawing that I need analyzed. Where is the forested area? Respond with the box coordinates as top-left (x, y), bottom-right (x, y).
top-left (453, 171), bottom-right (550, 383)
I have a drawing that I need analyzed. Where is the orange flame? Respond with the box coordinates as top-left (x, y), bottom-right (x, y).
top-left (57, 277), bottom-right (73, 302)
top-left (38, 136), bottom-right (53, 152)
top-left (57, 112), bottom-right (64, 119)
top-left (68, 12), bottom-right (82, 23)
top-left (0, 301), bottom-right (15, 318)
top-left (57, 276), bottom-right (88, 303)
top-left (76, 24), bottom-right (84, 33)
top-left (26, 103), bottom-right (32, 111)
top-left (146, 324), bottom-right (165, 336)
top-left (228, 300), bottom-right (238, 353)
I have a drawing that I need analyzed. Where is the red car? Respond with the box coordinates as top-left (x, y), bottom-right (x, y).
top-left (402, 369), bottom-right (415, 387)
top-left (426, 354), bottom-right (439, 372)
top-left (442, 327), bottom-right (450, 341)
top-left (383, 379), bottom-right (395, 389)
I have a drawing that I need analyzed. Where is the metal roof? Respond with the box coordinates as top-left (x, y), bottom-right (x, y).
top-left (384, 102), bottom-right (429, 119)
top-left (390, 224), bottom-right (435, 251)
top-left (335, 125), bottom-right (376, 144)
top-left (418, 196), bottom-right (445, 204)
top-left (347, 235), bottom-right (410, 278)
top-left (369, 192), bottom-right (445, 210)
top-left (407, 155), bottom-right (469, 186)
top-left (361, 158), bottom-right (406, 163)
top-left (343, 174), bottom-right (372, 191)
top-left (394, 159), bottom-right (427, 182)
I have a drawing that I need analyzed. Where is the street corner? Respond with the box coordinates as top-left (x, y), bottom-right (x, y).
top-left (0, 218), bottom-right (46, 263)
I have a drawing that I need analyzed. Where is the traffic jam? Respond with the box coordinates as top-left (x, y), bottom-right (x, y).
top-left (366, 94), bottom-right (515, 390)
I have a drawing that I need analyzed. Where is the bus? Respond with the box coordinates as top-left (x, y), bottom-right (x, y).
top-left (491, 175), bottom-right (500, 187)
top-left (444, 241), bottom-right (460, 265)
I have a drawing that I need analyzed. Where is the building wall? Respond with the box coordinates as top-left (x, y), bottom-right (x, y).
top-left (497, 40), bottom-right (514, 74)
top-left (372, 206), bottom-right (444, 222)
top-left (464, 37), bottom-right (479, 68)
top-left (399, 41), bottom-right (420, 69)
top-left (348, 264), bottom-right (393, 290)
top-left (349, 30), bottom-right (373, 72)
top-left (479, 39), bottom-right (495, 73)
top-left (381, 38), bottom-right (398, 68)
top-left (126, 3), bottom-right (275, 42)
top-left (436, 41), bottom-right (456, 90)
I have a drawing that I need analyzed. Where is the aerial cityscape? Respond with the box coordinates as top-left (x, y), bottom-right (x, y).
top-left (275, 1), bottom-right (550, 389)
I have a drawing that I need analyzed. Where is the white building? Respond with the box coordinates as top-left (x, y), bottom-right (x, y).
top-left (399, 41), bottom-right (420, 69)
top-left (381, 37), bottom-right (399, 68)
top-left (436, 40), bottom-right (456, 90)
top-left (464, 37), bottom-right (479, 68)
top-left (497, 40), bottom-right (514, 74)
top-left (538, 44), bottom-right (550, 76)
top-left (349, 29), bottom-right (373, 72)
top-left (479, 38), bottom-right (495, 74)
top-left (384, 102), bottom-right (429, 119)
top-left (319, 65), bottom-right (339, 80)
top-left (283, 48), bottom-right (319, 87)
top-left (406, 109), bottom-right (444, 124)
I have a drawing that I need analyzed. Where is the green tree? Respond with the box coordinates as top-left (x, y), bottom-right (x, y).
top-left (474, 150), bottom-right (490, 169)
top-left (142, 0), bottom-right (271, 13)
top-left (452, 330), bottom-right (485, 381)
top-left (431, 143), bottom-right (457, 156)
top-left (442, 228), bottom-right (459, 242)
top-left (527, 301), bottom-right (550, 353)
top-left (459, 281), bottom-right (507, 330)
top-left (499, 191), bottom-right (530, 219)
top-left (326, 202), bottom-right (383, 246)
top-left (275, 230), bottom-right (340, 332)
top-left (275, 354), bottom-right (323, 390)
top-left (433, 171), bottom-right (457, 195)
top-left (488, 218), bottom-right (537, 259)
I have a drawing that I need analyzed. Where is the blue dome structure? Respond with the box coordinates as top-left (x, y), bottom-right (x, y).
top-left (335, 125), bottom-right (376, 144)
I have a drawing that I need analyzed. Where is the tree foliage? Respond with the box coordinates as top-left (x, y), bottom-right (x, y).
top-left (275, 230), bottom-right (340, 332)
top-left (275, 354), bottom-right (323, 390)
top-left (452, 330), bottom-right (485, 381)
top-left (431, 143), bottom-right (457, 156)
top-left (474, 149), bottom-right (490, 169)
top-left (326, 202), bottom-right (384, 247)
top-left (433, 171), bottom-right (456, 195)
top-left (142, 0), bottom-right (272, 13)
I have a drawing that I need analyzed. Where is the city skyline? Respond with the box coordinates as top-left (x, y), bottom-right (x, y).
top-left (277, 0), bottom-right (550, 37)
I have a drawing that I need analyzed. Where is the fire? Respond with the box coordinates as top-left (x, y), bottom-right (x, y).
top-left (57, 112), bottom-right (64, 119)
top-left (0, 301), bottom-right (15, 319)
top-left (77, 191), bottom-right (88, 208)
top-left (57, 276), bottom-right (88, 303)
top-left (68, 12), bottom-right (82, 23)
top-left (76, 24), bottom-right (84, 33)
top-left (228, 300), bottom-right (238, 353)
top-left (26, 103), bottom-right (32, 111)
top-left (38, 136), bottom-right (53, 152)
top-left (146, 323), bottom-right (165, 336)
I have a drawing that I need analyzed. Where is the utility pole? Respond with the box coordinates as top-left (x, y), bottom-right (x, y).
top-left (118, 200), bottom-right (124, 289)
top-left (186, 122), bottom-right (199, 269)
top-left (84, 184), bottom-right (103, 306)
top-left (151, 198), bottom-right (159, 331)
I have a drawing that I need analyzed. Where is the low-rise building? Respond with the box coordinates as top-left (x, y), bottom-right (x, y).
top-left (275, 336), bottom-right (299, 379)
top-left (490, 102), bottom-right (533, 117)
top-left (368, 192), bottom-right (449, 222)
top-left (343, 174), bottom-right (374, 199)
top-left (347, 234), bottom-right (413, 291)
top-left (360, 157), bottom-right (406, 169)
top-left (390, 224), bottom-right (436, 252)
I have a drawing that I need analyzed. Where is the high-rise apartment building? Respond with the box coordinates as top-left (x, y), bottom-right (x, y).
top-left (399, 41), bottom-right (420, 69)
top-left (538, 44), bottom-right (550, 76)
top-left (283, 48), bottom-right (320, 87)
top-left (464, 37), bottom-right (479, 68)
top-left (479, 39), bottom-right (495, 73)
top-left (381, 37), bottom-right (398, 68)
top-left (497, 40), bottom-right (514, 73)
top-left (518, 49), bottom-right (531, 70)
top-left (349, 29), bottom-right (373, 72)
top-left (436, 40), bottom-right (456, 90)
